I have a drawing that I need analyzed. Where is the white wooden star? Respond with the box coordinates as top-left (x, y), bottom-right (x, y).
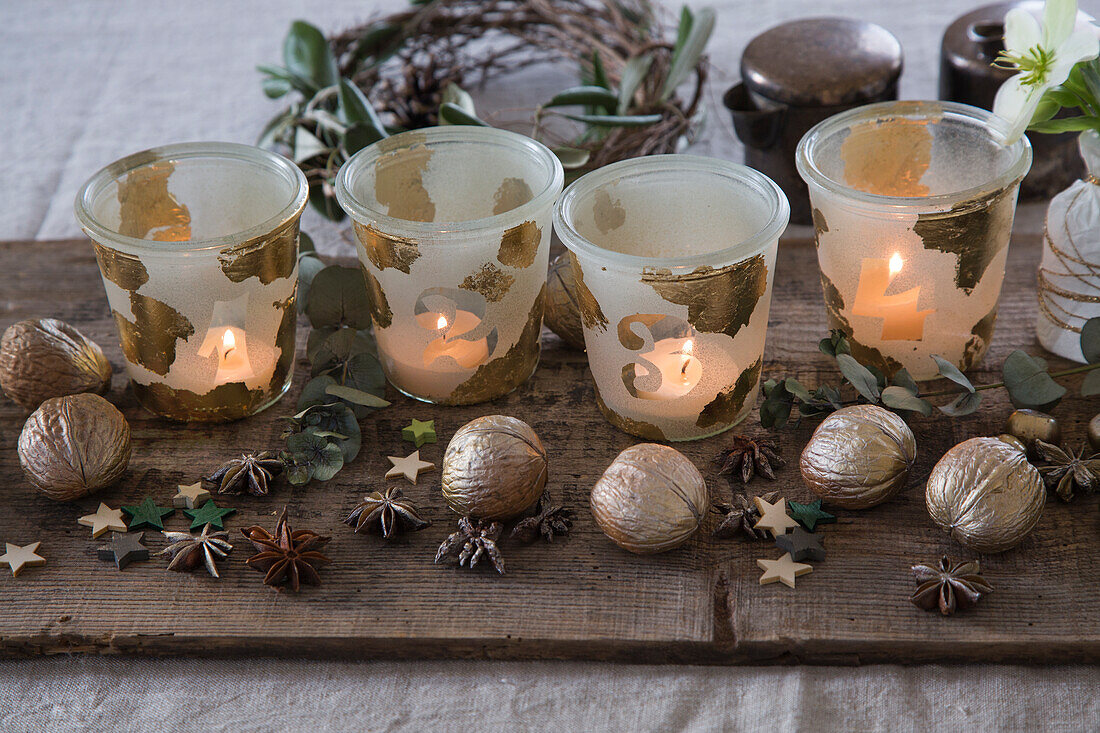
top-left (757, 552), bottom-right (813, 589)
top-left (753, 495), bottom-right (799, 537)
top-left (385, 450), bottom-right (435, 484)
top-left (172, 482), bottom-right (211, 509)
top-left (0, 542), bottom-right (46, 577)
top-left (77, 503), bottom-right (128, 538)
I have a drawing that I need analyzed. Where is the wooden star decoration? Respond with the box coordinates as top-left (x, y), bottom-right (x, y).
top-left (757, 552), bottom-right (813, 588)
top-left (0, 542), bottom-right (45, 577)
top-left (402, 418), bottom-right (437, 448)
top-left (753, 495), bottom-right (799, 537)
top-left (122, 498), bottom-right (174, 531)
top-left (775, 527), bottom-right (826, 562)
top-left (183, 500), bottom-right (237, 531)
top-left (78, 503), bottom-right (128, 538)
top-left (97, 532), bottom-right (149, 570)
top-left (173, 482), bottom-right (211, 509)
top-left (385, 450), bottom-right (435, 484)
top-left (787, 499), bottom-right (836, 531)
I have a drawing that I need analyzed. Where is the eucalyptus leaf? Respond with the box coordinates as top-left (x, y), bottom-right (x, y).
top-left (1002, 350), bottom-right (1067, 408)
top-left (938, 390), bottom-right (983, 416)
top-left (283, 20), bottom-right (338, 89)
top-left (783, 378), bottom-right (814, 404)
top-left (892, 368), bottom-right (919, 396)
top-left (1081, 368), bottom-right (1100, 397)
top-left (298, 231), bottom-right (316, 256)
top-left (931, 354), bottom-right (975, 392)
top-left (439, 102), bottom-right (488, 126)
top-left (552, 146), bottom-right (591, 169)
top-left (1081, 317), bottom-right (1100, 363)
top-left (562, 112), bottom-right (662, 127)
top-left (297, 375), bottom-right (342, 411)
top-left (257, 64), bottom-right (317, 96)
top-left (836, 353), bottom-right (881, 403)
top-left (262, 75), bottom-right (293, 99)
top-left (283, 402), bottom-right (361, 462)
top-left (297, 253), bottom-right (326, 314)
top-left (325, 383), bottom-right (391, 407)
top-left (618, 54), bottom-right (653, 114)
top-left (661, 6), bottom-right (715, 101)
top-left (293, 127), bottom-right (328, 163)
top-left (305, 265), bottom-right (373, 329)
top-left (309, 182), bottom-right (346, 222)
top-left (285, 431), bottom-right (343, 482)
top-left (286, 460), bottom-right (313, 486)
top-left (310, 327), bottom-right (377, 376)
top-left (306, 326), bottom-right (339, 363)
top-left (759, 389), bottom-right (792, 429)
top-left (881, 386), bottom-right (933, 416)
top-left (545, 86), bottom-right (620, 110)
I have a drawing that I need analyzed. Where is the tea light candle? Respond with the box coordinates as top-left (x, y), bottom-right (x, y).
top-left (418, 310), bottom-right (490, 369)
top-left (635, 338), bottom-right (703, 400)
top-left (198, 326), bottom-right (255, 383)
top-left (851, 253), bottom-right (933, 341)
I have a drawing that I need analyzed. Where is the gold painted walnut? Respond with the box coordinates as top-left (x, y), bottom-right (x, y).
top-left (441, 415), bottom-right (547, 520)
top-left (590, 443), bottom-right (707, 554)
top-left (0, 318), bottom-right (111, 409)
top-left (18, 393), bottom-right (130, 501)
top-left (800, 404), bottom-right (915, 509)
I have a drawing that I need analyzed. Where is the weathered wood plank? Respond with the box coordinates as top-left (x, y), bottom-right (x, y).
top-left (0, 235), bottom-right (1096, 664)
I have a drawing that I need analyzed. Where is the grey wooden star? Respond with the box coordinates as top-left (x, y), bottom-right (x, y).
top-left (775, 527), bottom-right (825, 562)
top-left (97, 532), bottom-right (149, 570)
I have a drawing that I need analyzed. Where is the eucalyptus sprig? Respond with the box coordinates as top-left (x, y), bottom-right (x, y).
top-left (760, 321), bottom-right (1100, 429)
top-left (279, 234), bottom-right (390, 485)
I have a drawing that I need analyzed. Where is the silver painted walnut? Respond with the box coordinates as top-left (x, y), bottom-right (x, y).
top-left (590, 443), bottom-right (707, 554)
top-left (0, 318), bottom-right (111, 409)
top-left (18, 393), bottom-right (131, 501)
top-left (441, 415), bottom-right (547, 520)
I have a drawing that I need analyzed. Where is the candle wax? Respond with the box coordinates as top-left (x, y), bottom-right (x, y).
top-left (418, 310), bottom-right (490, 369)
top-left (211, 326), bottom-right (254, 383)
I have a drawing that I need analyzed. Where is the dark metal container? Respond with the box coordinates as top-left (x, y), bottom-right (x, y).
top-left (940, 2), bottom-right (1083, 198)
top-left (724, 17), bottom-right (903, 225)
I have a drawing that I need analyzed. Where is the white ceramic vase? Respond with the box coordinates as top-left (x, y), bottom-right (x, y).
top-left (1037, 130), bottom-right (1100, 363)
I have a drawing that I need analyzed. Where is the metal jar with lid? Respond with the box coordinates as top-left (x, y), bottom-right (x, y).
top-left (940, 2), bottom-right (1083, 198)
top-left (724, 17), bottom-right (902, 225)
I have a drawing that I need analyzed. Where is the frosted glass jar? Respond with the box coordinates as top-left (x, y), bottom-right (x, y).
top-left (336, 127), bottom-right (564, 404)
top-left (797, 101), bottom-right (1032, 380)
top-left (75, 142), bottom-right (306, 421)
top-left (555, 155), bottom-right (788, 441)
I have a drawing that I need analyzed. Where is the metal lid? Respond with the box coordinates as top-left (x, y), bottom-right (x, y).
top-left (741, 17), bottom-right (903, 107)
top-left (942, 3), bottom-right (1014, 88)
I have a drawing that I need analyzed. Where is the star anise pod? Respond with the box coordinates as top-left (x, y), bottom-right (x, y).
top-left (711, 491), bottom-right (779, 540)
top-left (715, 435), bottom-right (784, 483)
top-left (435, 516), bottom-right (505, 574)
top-left (157, 523), bottom-right (233, 578)
top-left (205, 451), bottom-right (285, 496)
top-left (1034, 440), bottom-right (1100, 502)
top-left (344, 487), bottom-right (430, 539)
top-left (910, 556), bottom-right (993, 616)
top-left (241, 507), bottom-right (332, 592)
top-left (510, 491), bottom-right (573, 544)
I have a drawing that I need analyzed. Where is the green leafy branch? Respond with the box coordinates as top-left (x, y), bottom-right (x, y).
top-left (279, 233), bottom-right (390, 485)
top-left (1029, 58), bottom-right (1100, 134)
top-left (760, 321), bottom-right (1100, 429)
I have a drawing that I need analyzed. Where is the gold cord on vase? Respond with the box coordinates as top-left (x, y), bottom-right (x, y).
top-left (1037, 187), bottom-right (1100, 333)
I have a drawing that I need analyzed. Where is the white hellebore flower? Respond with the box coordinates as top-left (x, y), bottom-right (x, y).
top-left (993, 0), bottom-right (1100, 144)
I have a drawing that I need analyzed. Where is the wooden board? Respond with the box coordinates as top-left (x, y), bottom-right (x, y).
top-left (0, 235), bottom-right (1097, 664)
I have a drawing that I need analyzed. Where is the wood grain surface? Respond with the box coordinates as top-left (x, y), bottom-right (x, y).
top-left (0, 235), bottom-right (1096, 664)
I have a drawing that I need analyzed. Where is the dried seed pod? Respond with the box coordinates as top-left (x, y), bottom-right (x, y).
top-left (590, 443), bottom-right (706, 554)
top-left (441, 415), bottom-right (547, 520)
top-left (18, 393), bottom-right (131, 501)
top-left (0, 318), bottom-right (111, 409)
top-left (1005, 409), bottom-right (1061, 456)
top-left (800, 404), bottom-right (915, 509)
top-left (543, 254), bottom-right (585, 350)
top-left (925, 437), bottom-right (1045, 553)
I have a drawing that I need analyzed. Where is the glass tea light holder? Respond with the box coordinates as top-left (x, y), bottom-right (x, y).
top-left (797, 100), bottom-right (1032, 380)
top-left (75, 142), bottom-right (307, 421)
top-left (555, 155), bottom-right (789, 441)
top-left (335, 126), bottom-right (564, 404)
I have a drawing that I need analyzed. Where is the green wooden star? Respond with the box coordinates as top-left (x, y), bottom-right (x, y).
top-left (402, 418), bottom-right (437, 448)
top-left (122, 498), bottom-right (175, 531)
top-left (787, 499), bottom-right (836, 531)
top-left (183, 500), bottom-right (237, 531)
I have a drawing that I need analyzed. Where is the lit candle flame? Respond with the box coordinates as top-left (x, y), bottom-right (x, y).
top-left (680, 339), bottom-right (694, 379)
top-left (436, 315), bottom-right (448, 330)
top-left (888, 252), bottom-right (903, 276)
top-left (222, 327), bottom-right (236, 355)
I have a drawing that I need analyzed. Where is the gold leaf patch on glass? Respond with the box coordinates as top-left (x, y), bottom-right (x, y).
top-left (353, 222), bottom-right (421, 273)
top-left (820, 272), bottom-right (905, 377)
top-left (270, 292), bottom-right (298, 392)
top-left (362, 268), bottom-right (393, 328)
top-left (960, 306), bottom-right (998, 371)
top-left (132, 380), bottom-right (268, 422)
top-left (593, 384), bottom-right (667, 441)
top-left (642, 256), bottom-right (767, 340)
top-left (445, 284), bottom-right (544, 405)
top-left (913, 187), bottom-right (1016, 294)
top-left (497, 220), bottom-right (541, 269)
top-left (218, 218), bottom-right (298, 284)
top-left (374, 142), bottom-right (435, 221)
top-left (113, 293), bottom-right (195, 376)
top-left (696, 358), bottom-right (761, 430)
top-left (568, 252), bottom-right (608, 332)
top-left (593, 190), bottom-right (626, 234)
top-left (812, 208), bottom-right (829, 243)
top-left (93, 242), bottom-right (150, 292)
top-left (461, 262), bottom-right (515, 303)
top-left (840, 112), bottom-right (935, 197)
top-left (493, 177), bottom-right (533, 215)
top-left (117, 161), bottom-right (192, 241)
